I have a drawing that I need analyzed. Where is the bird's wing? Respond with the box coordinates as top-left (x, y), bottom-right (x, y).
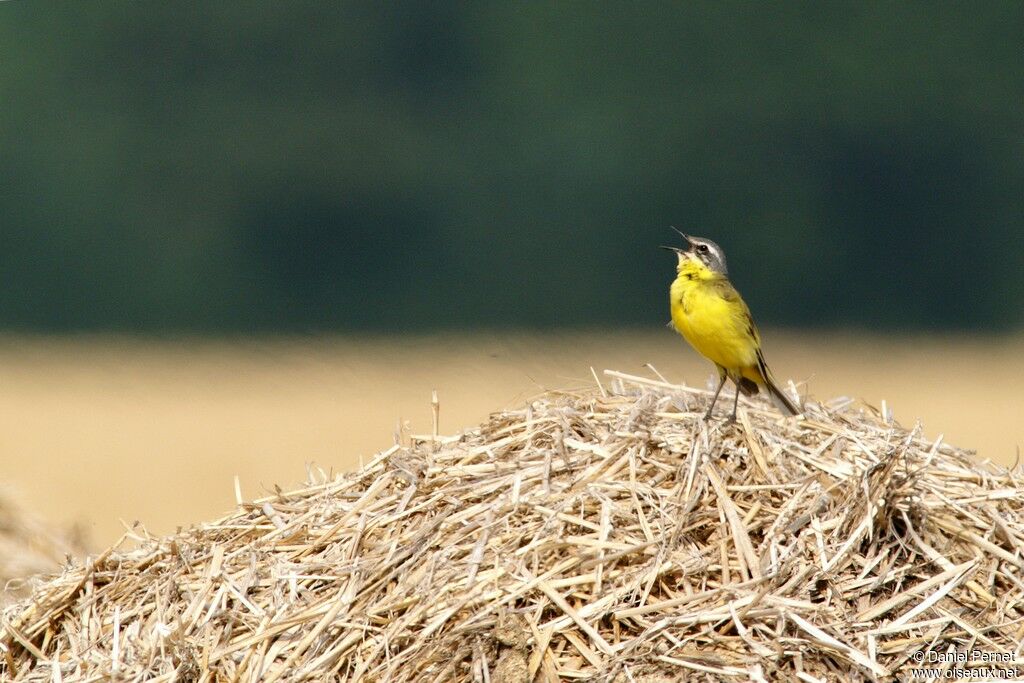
top-left (712, 279), bottom-right (761, 346)
top-left (710, 282), bottom-right (799, 415)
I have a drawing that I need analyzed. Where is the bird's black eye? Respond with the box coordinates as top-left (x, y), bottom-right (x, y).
top-left (697, 244), bottom-right (709, 254)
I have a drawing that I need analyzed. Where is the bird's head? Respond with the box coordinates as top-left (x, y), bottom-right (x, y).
top-left (660, 230), bottom-right (729, 277)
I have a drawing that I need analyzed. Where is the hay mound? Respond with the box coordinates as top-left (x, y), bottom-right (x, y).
top-left (3, 370), bottom-right (1023, 681)
top-left (0, 489), bottom-right (84, 606)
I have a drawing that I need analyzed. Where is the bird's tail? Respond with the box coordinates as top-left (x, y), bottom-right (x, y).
top-left (764, 376), bottom-right (800, 416)
top-left (756, 351), bottom-right (800, 416)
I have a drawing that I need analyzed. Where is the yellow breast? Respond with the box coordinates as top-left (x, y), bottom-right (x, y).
top-left (669, 274), bottom-right (759, 372)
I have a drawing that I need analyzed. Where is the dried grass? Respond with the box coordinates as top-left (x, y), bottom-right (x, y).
top-left (3, 369), bottom-right (1023, 681)
top-left (0, 489), bottom-right (85, 605)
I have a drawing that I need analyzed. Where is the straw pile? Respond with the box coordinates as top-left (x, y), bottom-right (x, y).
top-left (3, 369), bottom-right (1023, 681)
top-left (0, 489), bottom-right (84, 605)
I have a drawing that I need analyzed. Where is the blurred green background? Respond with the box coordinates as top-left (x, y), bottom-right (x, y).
top-left (1, 2), bottom-right (1022, 333)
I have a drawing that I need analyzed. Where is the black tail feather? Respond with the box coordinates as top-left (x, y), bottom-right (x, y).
top-left (756, 350), bottom-right (801, 416)
top-left (764, 377), bottom-right (800, 416)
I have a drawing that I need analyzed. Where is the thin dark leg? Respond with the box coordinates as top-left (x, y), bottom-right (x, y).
top-left (704, 373), bottom-right (728, 420)
top-left (729, 378), bottom-right (741, 423)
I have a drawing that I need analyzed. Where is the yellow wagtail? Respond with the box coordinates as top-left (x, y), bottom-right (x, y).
top-left (663, 232), bottom-right (800, 421)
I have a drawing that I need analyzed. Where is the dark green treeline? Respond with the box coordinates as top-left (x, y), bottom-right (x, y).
top-left (1, 3), bottom-right (1021, 332)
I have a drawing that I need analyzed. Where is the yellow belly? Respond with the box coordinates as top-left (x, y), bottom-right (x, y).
top-left (670, 278), bottom-right (759, 373)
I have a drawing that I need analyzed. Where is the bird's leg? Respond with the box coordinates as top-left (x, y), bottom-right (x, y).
top-left (704, 372), bottom-right (728, 420)
top-left (728, 378), bottom-right (741, 423)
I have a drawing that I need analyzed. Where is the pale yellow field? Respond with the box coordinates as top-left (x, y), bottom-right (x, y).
top-left (0, 332), bottom-right (1020, 548)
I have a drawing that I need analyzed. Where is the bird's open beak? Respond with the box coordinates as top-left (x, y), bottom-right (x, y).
top-left (659, 245), bottom-right (684, 253)
top-left (669, 226), bottom-right (692, 245)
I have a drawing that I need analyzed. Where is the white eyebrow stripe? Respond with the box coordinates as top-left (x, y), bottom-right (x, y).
top-left (689, 237), bottom-right (728, 274)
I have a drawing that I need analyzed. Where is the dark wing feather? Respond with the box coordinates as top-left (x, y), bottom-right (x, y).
top-left (714, 280), bottom-right (798, 415)
top-left (712, 280), bottom-right (762, 346)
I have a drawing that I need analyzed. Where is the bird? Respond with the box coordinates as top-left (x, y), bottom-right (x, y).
top-left (663, 231), bottom-right (800, 421)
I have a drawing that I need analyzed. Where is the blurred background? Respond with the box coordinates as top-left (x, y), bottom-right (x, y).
top-left (0, 3), bottom-right (1021, 548)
